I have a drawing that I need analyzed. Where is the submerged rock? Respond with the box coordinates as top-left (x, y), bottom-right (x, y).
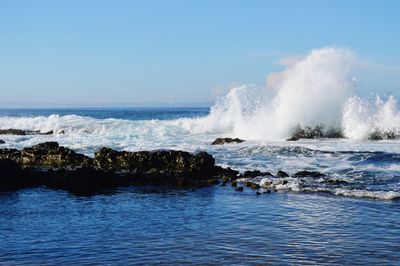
top-left (235, 186), bottom-right (244, 192)
top-left (0, 129), bottom-right (53, 135)
top-left (243, 170), bottom-right (273, 179)
top-left (293, 170), bottom-right (325, 178)
top-left (321, 179), bottom-right (349, 185)
top-left (211, 138), bottom-right (245, 145)
top-left (251, 183), bottom-right (260, 189)
top-left (276, 170), bottom-right (289, 177)
top-left (205, 165), bottom-right (239, 180)
top-left (0, 140), bottom-right (4, 144)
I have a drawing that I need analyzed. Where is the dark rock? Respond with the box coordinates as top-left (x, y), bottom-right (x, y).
top-left (46, 167), bottom-right (131, 194)
top-left (21, 142), bottom-right (93, 168)
top-left (221, 176), bottom-right (230, 183)
top-left (0, 129), bottom-right (54, 135)
top-left (287, 126), bottom-right (343, 141)
top-left (235, 186), bottom-right (244, 192)
top-left (251, 183), bottom-right (260, 189)
top-left (369, 131), bottom-right (398, 141)
top-left (244, 181), bottom-right (253, 187)
top-left (94, 147), bottom-right (215, 179)
top-left (0, 159), bottom-right (44, 191)
top-left (293, 170), bottom-right (325, 178)
top-left (0, 148), bottom-right (23, 163)
top-left (321, 179), bottom-right (349, 185)
top-left (369, 133), bottom-right (383, 141)
top-left (276, 170), bottom-right (289, 177)
top-left (231, 180), bottom-right (238, 187)
top-left (282, 180), bottom-right (288, 185)
top-left (214, 166), bottom-right (240, 180)
top-left (211, 138), bottom-right (245, 145)
top-left (243, 170), bottom-right (273, 179)
top-left (0, 142), bottom-right (225, 193)
top-left (256, 191), bottom-right (262, 196)
top-left (0, 140), bottom-right (4, 144)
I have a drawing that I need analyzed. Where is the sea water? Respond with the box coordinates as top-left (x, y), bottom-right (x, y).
top-left (0, 107), bottom-right (399, 264)
top-left (1, 47), bottom-right (400, 264)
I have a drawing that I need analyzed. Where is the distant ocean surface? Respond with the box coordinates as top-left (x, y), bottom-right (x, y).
top-left (0, 107), bottom-right (400, 265)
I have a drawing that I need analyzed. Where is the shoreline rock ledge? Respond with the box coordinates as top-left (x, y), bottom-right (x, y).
top-left (0, 142), bottom-right (235, 194)
top-left (211, 138), bottom-right (245, 145)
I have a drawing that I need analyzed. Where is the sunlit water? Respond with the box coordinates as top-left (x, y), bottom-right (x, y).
top-left (0, 187), bottom-right (399, 265)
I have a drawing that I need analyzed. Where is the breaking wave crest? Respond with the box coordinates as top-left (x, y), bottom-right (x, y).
top-left (0, 47), bottom-right (400, 143)
top-left (192, 47), bottom-right (400, 140)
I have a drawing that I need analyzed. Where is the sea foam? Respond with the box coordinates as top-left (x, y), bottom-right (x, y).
top-left (187, 47), bottom-right (400, 140)
top-left (1, 47), bottom-right (400, 143)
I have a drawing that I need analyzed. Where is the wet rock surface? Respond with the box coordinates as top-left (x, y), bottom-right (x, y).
top-left (211, 138), bottom-right (245, 145)
top-left (369, 131), bottom-right (398, 140)
top-left (0, 142), bottom-right (350, 197)
top-left (0, 142), bottom-right (222, 194)
top-left (0, 129), bottom-right (53, 135)
top-left (21, 142), bottom-right (93, 168)
top-left (293, 170), bottom-right (325, 177)
top-left (276, 170), bottom-right (289, 177)
top-left (0, 140), bottom-right (4, 144)
top-left (287, 126), bottom-right (343, 141)
top-left (243, 170), bottom-right (273, 178)
top-left (0, 159), bottom-right (44, 191)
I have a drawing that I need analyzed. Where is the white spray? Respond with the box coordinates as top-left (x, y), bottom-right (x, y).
top-left (193, 47), bottom-right (400, 140)
top-left (1, 47), bottom-right (400, 141)
top-left (200, 47), bottom-right (355, 139)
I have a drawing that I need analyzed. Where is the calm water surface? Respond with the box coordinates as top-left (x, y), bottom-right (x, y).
top-left (0, 186), bottom-right (399, 265)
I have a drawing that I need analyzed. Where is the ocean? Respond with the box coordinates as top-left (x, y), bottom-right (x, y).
top-left (0, 107), bottom-right (400, 265)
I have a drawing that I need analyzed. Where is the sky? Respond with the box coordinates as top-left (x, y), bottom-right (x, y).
top-left (0, 0), bottom-right (400, 107)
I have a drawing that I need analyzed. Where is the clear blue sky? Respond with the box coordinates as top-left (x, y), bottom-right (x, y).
top-left (1, 0), bottom-right (400, 107)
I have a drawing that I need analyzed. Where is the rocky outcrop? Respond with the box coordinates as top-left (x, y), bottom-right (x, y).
top-left (211, 138), bottom-right (245, 145)
top-left (293, 170), bottom-right (325, 177)
top-left (21, 142), bottom-right (93, 168)
top-left (369, 131), bottom-right (398, 140)
top-left (93, 147), bottom-right (217, 186)
top-left (0, 142), bottom-right (92, 168)
top-left (0, 129), bottom-right (53, 135)
top-left (0, 141), bottom-right (347, 196)
top-left (287, 126), bottom-right (343, 141)
top-left (0, 159), bottom-right (44, 191)
top-left (276, 170), bottom-right (289, 177)
top-left (321, 179), bottom-right (348, 185)
top-left (214, 166), bottom-right (240, 181)
top-left (0, 142), bottom-right (221, 194)
top-left (243, 170), bottom-right (273, 179)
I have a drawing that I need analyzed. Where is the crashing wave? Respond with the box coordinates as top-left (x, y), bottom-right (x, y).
top-left (1, 48), bottom-right (400, 142)
top-left (195, 47), bottom-right (400, 141)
